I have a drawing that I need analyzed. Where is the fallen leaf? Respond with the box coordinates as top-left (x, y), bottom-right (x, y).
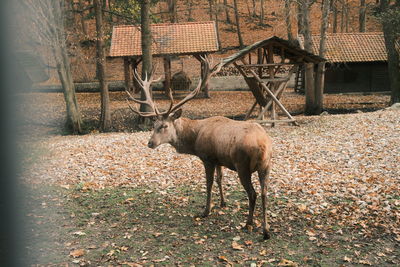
top-left (73, 231), bottom-right (86, 236)
top-left (218, 255), bottom-right (229, 263)
top-left (278, 258), bottom-right (298, 266)
top-left (70, 249), bottom-right (85, 258)
top-left (244, 240), bottom-right (253, 246)
top-left (231, 241), bottom-right (244, 251)
top-left (343, 256), bottom-right (352, 262)
top-left (358, 259), bottom-right (372, 265)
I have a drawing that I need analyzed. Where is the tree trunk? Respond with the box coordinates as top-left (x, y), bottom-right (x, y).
top-left (208, 0), bottom-right (214, 21)
top-left (164, 57), bottom-right (172, 96)
top-left (53, 0), bottom-right (83, 134)
top-left (94, 0), bottom-right (111, 132)
top-left (332, 2), bottom-right (338, 33)
top-left (252, 0), bottom-right (257, 17)
top-left (359, 0), bottom-right (366, 32)
top-left (284, 0), bottom-right (294, 42)
top-left (340, 0), bottom-right (345, 32)
top-left (380, 0), bottom-right (400, 104)
top-left (201, 58), bottom-right (211, 98)
top-left (233, 0), bottom-right (244, 48)
top-left (260, 0), bottom-right (265, 25)
top-left (167, 0), bottom-right (177, 23)
top-left (140, 0), bottom-right (153, 114)
top-left (78, 0), bottom-right (88, 35)
top-left (187, 0), bottom-right (193, 21)
top-left (214, 4), bottom-right (221, 49)
top-left (314, 0), bottom-right (330, 114)
top-left (55, 44), bottom-right (83, 134)
top-left (224, 0), bottom-right (231, 24)
top-left (300, 0), bottom-right (318, 115)
top-left (297, 2), bottom-right (304, 35)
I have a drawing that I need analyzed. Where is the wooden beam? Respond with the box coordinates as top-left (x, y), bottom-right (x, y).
top-left (245, 64), bottom-right (297, 125)
top-left (245, 100), bottom-right (258, 120)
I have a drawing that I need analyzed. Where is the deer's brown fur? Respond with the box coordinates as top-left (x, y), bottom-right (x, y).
top-left (148, 113), bottom-right (273, 239)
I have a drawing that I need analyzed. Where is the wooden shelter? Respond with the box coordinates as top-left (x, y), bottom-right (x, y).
top-left (221, 36), bottom-right (325, 126)
top-left (109, 21), bottom-right (219, 95)
top-left (297, 33), bottom-right (389, 93)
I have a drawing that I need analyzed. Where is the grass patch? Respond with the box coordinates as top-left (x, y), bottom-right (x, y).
top-left (23, 185), bottom-right (400, 266)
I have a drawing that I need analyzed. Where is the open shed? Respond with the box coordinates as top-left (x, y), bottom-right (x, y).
top-left (221, 36), bottom-right (324, 125)
top-left (298, 32), bottom-right (389, 93)
top-left (109, 21), bottom-right (219, 96)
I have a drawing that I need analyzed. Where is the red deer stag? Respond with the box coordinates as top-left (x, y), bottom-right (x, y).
top-left (126, 57), bottom-right (273, 239)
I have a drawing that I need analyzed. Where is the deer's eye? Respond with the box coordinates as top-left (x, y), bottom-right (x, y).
top-left (161, 124), bottom-right (168, 129)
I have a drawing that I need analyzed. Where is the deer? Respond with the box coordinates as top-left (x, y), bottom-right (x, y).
top-left (126, 56), bottom-right (273, 240)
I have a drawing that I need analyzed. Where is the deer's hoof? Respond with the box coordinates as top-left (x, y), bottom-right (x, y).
top-left (220, 201), bottom-right (227, 208)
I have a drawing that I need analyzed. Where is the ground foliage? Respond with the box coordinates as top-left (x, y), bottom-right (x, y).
top-left (18, 91), bottom-right (399, 266)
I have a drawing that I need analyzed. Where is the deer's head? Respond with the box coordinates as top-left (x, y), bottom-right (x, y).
top-left (126, 56), bottom-right (222, 149)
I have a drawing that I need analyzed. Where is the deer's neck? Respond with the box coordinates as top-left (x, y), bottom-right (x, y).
top-left (170, 118), bottom-right (200, 155)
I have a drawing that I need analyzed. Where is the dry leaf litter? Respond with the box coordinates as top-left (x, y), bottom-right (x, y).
top-left (21, 107), bottom-right (400, 238)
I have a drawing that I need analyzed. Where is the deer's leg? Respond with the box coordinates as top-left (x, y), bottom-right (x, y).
top-left (258, 165), bottom-right (271, 240)
top-left (238, 167), bottom-right (256, 231)
top-left (201, 161), bottom-right (216, 217)
top-left (216, 165), bottom-right (226, 207)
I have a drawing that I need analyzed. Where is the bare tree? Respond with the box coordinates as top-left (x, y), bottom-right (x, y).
top-left (78, 0), bottom-right (88, 35)
top-left (94, 0), bottom-right (111, 131)
top-left (300, 0), bottom-right (330, 115)
top-left (298, 0), bottom-right (316, 115)
top-left (186, 0), bottom-right (194, 21)
top-left (314, 0), bottom-right (331, 114)
top-left (224, 0), bottom-right (232, 24)
top-left (140, 0), bottom-right (153, 115)
top-left (359, 0), bottom-right (366, 32)
top-left (260, 0), bottom-right (265, 25)
top-left (284, 0), bottom-right (294, 42)
top-left (378, 0), bottom-right (400, 104)
top-left (167, 0), bottom-right (177, 23)
top-left (332, 0), bottom-right (338, 33)
top-left (20, 0), bottom-right (83, 134)
top-left (233, 0), bottom-right (244, 48)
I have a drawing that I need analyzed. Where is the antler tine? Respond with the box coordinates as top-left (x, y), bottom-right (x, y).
top-left (158, 90), bottom-right (175, 116)
top-left (125, 69), bottom-right (161, 117)
top-left (168, 55), bottom-right (222, 114)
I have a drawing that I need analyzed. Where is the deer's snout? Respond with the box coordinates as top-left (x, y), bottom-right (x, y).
top-left (148, 140), bottom-right (156, 149)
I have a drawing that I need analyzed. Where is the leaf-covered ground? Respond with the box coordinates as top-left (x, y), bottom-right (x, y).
top-left (18, 91), bottom-right (399, 266)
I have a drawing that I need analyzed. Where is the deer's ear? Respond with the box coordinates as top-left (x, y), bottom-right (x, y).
top-left (170, 109), bottom-right (182, 121)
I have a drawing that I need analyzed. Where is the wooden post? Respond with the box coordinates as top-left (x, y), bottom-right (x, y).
top-left (163, 56), bottom-right (172, 96)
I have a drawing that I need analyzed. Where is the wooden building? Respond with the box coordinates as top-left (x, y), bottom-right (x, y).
top-left (109, 21), bottom-right (219, 96)
top-left (298, 32), bottom-right (389, 93)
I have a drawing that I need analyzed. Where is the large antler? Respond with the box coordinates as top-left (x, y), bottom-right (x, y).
top-left (165, 55), bottom-right (223, 115)
top-left (125, 68), bottom-right (162, 117)
top-left (126, 55), bottom-right (223, 118)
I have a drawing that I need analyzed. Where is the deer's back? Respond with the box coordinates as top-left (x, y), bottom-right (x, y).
top-left (195, 117), bottom-right (272, 172)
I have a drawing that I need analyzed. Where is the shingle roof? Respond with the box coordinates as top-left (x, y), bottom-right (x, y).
top-left (110, 21), bottom-right (219, 57)
top-left (299, 32), bottom-right (387, 63)
top-left (221, 36), bottom-right (325, 66)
